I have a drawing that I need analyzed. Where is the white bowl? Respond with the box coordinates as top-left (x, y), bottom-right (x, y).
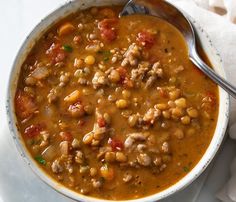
top-left (6, 0), bottom-right (229, 201)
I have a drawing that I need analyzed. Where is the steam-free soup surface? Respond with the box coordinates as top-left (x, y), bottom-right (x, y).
top-left (15, 6), bottom-right (218, 200)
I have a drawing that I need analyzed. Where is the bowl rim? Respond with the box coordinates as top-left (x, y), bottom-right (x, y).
top-left (6, 1), bottom-right (230, 202)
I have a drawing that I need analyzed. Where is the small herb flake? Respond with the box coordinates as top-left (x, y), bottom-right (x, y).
top-left (35, 156), bottom-right (46, 165)
top-left (97, 50), bottom-right (111, 62)
top-left (183, 166), bottom-right (189, 172)
top-left (62, 45), bottom-right (73, 52)
top-left (97, 50), bottom-right (110, 55)
top-left (29, 140), bottom-right (35, 146)
top-left (103, 57), bottom-right (109, 62)
top-left (99, 177), bottom-right (105, 184)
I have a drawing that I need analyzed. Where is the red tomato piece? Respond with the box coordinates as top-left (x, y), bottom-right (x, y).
top-left (123, 78), bottom-right (134, 88)
top-left (116, 67), bottom-right (133, 87)
top-left (108, 138), bottom-right (124, 151)
top-left (73, 35), bottom-right (82, 45)
top-left (137, 31), bottom-right (155, 48)
top-left (206, 91), bottom-right (216, 105)
top-left (157, 88), bottom-right (168, 98)
top-left (15, 91), bottom-right (37, 119)
top-left (98, 18), bottom-right (118, 30)
top-left (46, 43), bottom-right (66, 64)
top-left (116, 67), bottom-right (127, 81)
top-left (97, 117), bottom-right (106, 128)
top-left (78, 119), bottom-right (85, 127)
top-left (24, 124), bottom-right (44, 138)
top-left (60, 131), bottom-right (73, 142)
top-left (101, 29), bottom-right (117, 42)
top-left (98, 18), bottom-right (118, 42)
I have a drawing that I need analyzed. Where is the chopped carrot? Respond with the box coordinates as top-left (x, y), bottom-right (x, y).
top-left (58, 23), bottom-right (75, 36)
top-left (100, 164), bottom-right (114, 180)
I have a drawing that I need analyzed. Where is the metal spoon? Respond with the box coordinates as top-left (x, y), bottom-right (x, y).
top-left (119, 0), bottom-right (236, 98)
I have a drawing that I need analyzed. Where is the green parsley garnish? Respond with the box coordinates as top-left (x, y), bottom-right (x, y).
top-left (183, 166), bottom-right (190, 172)
top-left (97, 50), bottom-right (111, 62)
top-left (29, 139), bottom-right (35, 146)
top-left (103, 57), bottom-right (109, 62)
top-left (99, 177), bottom-right (105, 184)
top-left (35, 156), bottom-right (46, 165)
top-left (62, 45), bottom-right (73, 52)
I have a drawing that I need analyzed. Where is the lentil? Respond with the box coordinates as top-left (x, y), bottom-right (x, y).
top-left (181, 116), bottom-right (191, 125)
top-left (85, 55), bottom-right (96, 65)
top-left (116, 99), bottom-right (128, 109)
top-left (115, 152), bottom-right (127, 162)
top-left (175, 98), bottom-right (187, 108)
top-left (187, 107), bottom-right (199, 118)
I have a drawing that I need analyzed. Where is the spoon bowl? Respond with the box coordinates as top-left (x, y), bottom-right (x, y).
top-left (120, 0), bottom-right (236, 98)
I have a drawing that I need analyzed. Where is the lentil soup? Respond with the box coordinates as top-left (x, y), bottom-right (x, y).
top-left (14, 6), bottom-right (219, 200)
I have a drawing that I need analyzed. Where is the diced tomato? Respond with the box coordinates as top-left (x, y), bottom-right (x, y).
top-left (78, 119), bottom-right (85, 127)
top-left (205, 91), bottom-right (216, 105)
top-left (201, 91), bottom-right (217, 112)
top-left (98, 18), bottom-right (118, 30)
top-left (101, 29), bottom-right (117, 42)
top-left (100, 164), bottom-right (115, 181)
top-left (46, 43), bottom-right (66, 64)
top-left (15, 91), bottom-right (37, 119)
top-left (206, 91), bottom-right (216, 99)
top-left (137, 31), bottom-right (155, 48)
top-left (24, 124), bottom-right (44, 138)
top-left (116, 67), bottom-right (127, 81)
top-left (116, 67), bottom-right (133, 88)
top-left (108, 138), bottom-right (124, 151)
top-left (60, 131), bottom-right (73, 142)
top-left (97, 117), bottom-right (106, 128)
top-left (123, 78), bottom-right (134, 88)
top-left (73, 35), bottom-right (82, 45)
top-left (157, 88), bottom-right (168, 98)
top-left (98, 18), bottom-right (118, 42)
top-left (55, 52), bottom-right (66, 62)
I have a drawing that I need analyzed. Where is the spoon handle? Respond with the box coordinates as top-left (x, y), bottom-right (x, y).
top-left (190, 50), bottom-right (236, 98)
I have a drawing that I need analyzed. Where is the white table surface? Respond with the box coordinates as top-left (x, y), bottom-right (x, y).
top-left (0, 1), bottom-right (235, 202)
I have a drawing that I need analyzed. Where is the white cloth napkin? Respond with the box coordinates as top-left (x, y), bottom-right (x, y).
top-left (189, 1), bottom-right (236, 201)
top-left (169, 0), bottom-right (236, 201)
top-left (194, 0), bottom-right (236, 23)
top-left (216, 124), bottom-right (236, 202)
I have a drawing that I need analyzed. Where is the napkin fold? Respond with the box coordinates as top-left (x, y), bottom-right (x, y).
top-left (216, 124), bottom-right (236, 202)
top-left (216, 155), bottom-right (236, 202)
top-left (194, 0), bottom-right (236, 23)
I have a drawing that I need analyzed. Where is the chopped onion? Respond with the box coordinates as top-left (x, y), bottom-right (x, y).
top-left (41, 145), bottom-right (57, 161)
top-left (60, 141), bottom-right (69, 155)
top-left (31, 66), bottom-right (49, 80)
